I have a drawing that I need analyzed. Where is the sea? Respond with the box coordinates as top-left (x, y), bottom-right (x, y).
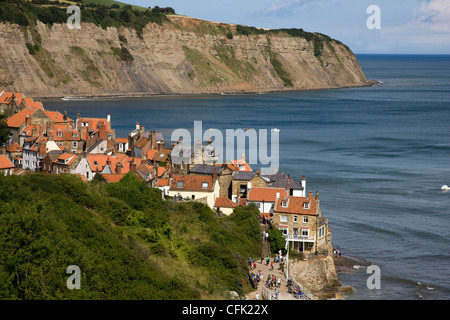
top-left (44, 54), bottom-right (450, 300)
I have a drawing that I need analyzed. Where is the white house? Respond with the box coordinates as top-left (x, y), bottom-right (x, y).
top-left (72, 157), bottom-right (94, 181)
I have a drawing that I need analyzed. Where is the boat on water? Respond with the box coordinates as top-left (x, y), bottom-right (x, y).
top-left (441, 185), bottom-right (449, 191)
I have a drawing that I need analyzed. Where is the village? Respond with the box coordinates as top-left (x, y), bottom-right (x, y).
top-left (0, 90), bottom-right (334, 291)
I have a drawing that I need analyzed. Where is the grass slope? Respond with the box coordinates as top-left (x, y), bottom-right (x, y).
top-left (0, 173), bottom-right (262, 299)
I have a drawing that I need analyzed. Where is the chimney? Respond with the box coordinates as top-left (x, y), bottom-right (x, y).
top-left (107, 113), bottom-right (111, 123)
top-left (213, 167), bottom-right (217, 181)
top-left (315, 191), bottom-right (319, 200)
top-left (106, 157), bottom-right (111, 166)
top-left (130, 159), bottom-right (137, 173)
top-left (25, 114), bottom-right (31, 126)
top-left (308, 190), bottom-right (313, 197)
top-left (256, 170), bottom-right (260, 176)
top-left (136, 121), bottom-right (140, 131)
top-left (99, 122), bottom-right (107, 141)
top-left (301, 175), bottom-right (306, 197)
top-left (115, 163), bottom-right (122, 174)
top-left (76, 113), bottom-right (80, 129)
top-left (63, 111), bottom-right (67, 121)
top-left (286, 175), bottom-right (290, 194)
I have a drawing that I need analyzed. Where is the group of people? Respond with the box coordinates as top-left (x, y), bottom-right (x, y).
top-left (288, 284), bottom-right (304, 299)
top-left (250, 270), bottom-right (264, 288)
top-left (266, 274), bottom-right (281, 289)
top-left (333, 248), bottom-right (342, 257)
top-left (261, 231), bottom-right (269, 242)
top-left (260, 215), bottom-right (269, 225)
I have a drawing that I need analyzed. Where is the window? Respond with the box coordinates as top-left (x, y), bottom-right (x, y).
top-left (301, 228), bottom-right (309, 237)
top-left (58, 132), bottom-right (62, 138)
top-left (303, 202), bottom-right (310, 209)
top-left (73, 141), bottom-right (77, 148)
top-left (177, 181), bottom-right (184, 188)
top-left (281, 200), bottom-right (288, 208)
top-left (280, 215), bottom-right (288, 223)
top-left (319, 226), bottom-right (325, 238)
top-left (202, 182), bottom-right (209, 189)
top-left (191, 195), bottom-right (195, 200)
top-left (303, 216), bottom-right (308, 223)
top-left (279, 227), bottom-right (288, 236)
top-left (293, 216), bottom-right (298, 223)
top-left (73, 133), bottom-right (78, 138)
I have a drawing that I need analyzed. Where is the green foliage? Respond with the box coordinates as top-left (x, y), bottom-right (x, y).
top-left (26, 42), bottom-right (35, 55)
top-left (0, 111), bottom-right (10, 147)
top-left (0, 0), bottom-right (172, 39)
top-left (268, 225), bottom-right (287, 255)
top-left (0, 173), bottom-right (261, 299)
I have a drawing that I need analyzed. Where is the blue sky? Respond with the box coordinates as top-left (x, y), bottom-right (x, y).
top-left (121, 0), bottom-right (450, 54)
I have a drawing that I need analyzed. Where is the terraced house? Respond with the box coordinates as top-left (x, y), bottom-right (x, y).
top-left (272, 191), bottom-right (331, 255)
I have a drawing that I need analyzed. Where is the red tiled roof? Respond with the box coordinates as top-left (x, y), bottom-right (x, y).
top-left (214, 197), bottom-right (237, 208)
top-left (170, 175), bottom-right (214, 192)
top-left (116, 137), bottom-right (128, 144)
top-left (6, 109), bottom-right (36, 127)
top-left (248, 187), bottom-right (287, 202)
top-left (275, 196), bottom-right (317, 216)
top-left (45, 110), bottom-right (71, 123)
top-left (157, 178), bottom-right (169, 187)
top-left (102, 174), bottom-right (125, 183)
top-left (79, 117), bottom-right (111, 132)
top-left (6, 142), bottom-right (22, 152)
top-left (87, 154), bottom-right (141, 173)
top-left (57, 153), bottom-right (77, 165)
top-left (232, 159), bottom-right (252, 172)
top-left (0, 155), bottom-right (14, 169)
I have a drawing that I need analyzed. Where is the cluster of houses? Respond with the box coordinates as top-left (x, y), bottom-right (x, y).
top-left (0, 90), bottom-right (332, 255)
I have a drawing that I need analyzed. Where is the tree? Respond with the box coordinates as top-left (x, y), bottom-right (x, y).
top-left (0, 111), bottom-right (10, 147)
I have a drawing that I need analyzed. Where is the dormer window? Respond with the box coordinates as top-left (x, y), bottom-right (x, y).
top-left (281, 200), bottom-right (288, 208)
top-left (303, 202), bottom-right (310, 209)
top-left (202, 182), bottom-right (209, 189)
top-left (73, 133), bottom-right (78, 138)
top-left (57, 132), bottom-right (62, 138)
top-left (177, 181), bottom-right (184, 188)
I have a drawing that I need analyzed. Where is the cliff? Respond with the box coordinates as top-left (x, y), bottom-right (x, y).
top-left (0, 15), bottom-right (372, 98)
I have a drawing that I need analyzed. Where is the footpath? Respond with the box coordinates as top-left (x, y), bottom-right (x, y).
top-left (246, 223), bottom-right (307, 301)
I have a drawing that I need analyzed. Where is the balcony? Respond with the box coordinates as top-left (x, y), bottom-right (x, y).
top-left (283, 234), bottom-right (315, 243)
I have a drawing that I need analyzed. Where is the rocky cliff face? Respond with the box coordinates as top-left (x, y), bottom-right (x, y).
top-left (0, 16), bottom-right (372, 98)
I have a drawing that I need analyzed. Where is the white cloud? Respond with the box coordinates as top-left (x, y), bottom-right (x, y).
top-left (415, 0), bottom-right (450, 32)
top-left (266, 0), bottom-right (313, 15)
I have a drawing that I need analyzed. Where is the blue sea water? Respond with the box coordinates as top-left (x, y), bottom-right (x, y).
top-left (45, 54), bottom-right (450, 300)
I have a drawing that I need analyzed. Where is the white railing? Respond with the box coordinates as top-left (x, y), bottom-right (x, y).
top-left (283, 234), bottom-right (315, 242)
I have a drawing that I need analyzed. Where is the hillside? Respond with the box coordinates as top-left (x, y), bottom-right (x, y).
top-left (0, 173), bottom-right (262, 299)
top-left (0, 1), bottom-right (373, 98)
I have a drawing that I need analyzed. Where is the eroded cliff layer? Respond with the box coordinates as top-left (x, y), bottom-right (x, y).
top-left (0, 16), bottom-right (372, 98)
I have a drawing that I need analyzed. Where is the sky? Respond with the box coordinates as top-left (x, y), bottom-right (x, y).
top-left (119, 0), bottom-right (450, 54)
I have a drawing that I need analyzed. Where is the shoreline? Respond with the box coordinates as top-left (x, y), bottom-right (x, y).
top-left (35, 81), bottom-right (378, 101)
top-left (334, 254), bottom-right (371, 274)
